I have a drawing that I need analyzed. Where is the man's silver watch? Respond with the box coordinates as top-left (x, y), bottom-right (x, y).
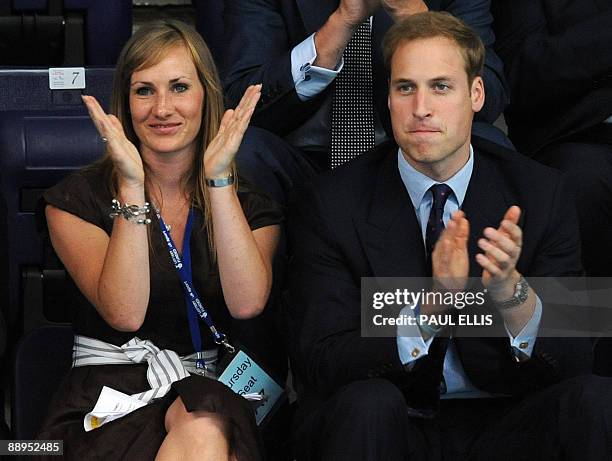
top-left (494, 276), bottom-right (529, 310)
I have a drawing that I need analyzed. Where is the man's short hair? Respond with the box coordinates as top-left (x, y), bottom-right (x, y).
top-left (383, 11), bottom-right (485, 84)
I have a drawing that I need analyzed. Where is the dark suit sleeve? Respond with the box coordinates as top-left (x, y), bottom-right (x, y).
top-left (528, 175), bottom-right (583, 278)
top-left (526, 175), bottom-right (593, 379)
top-left (287, 183), bottom-right (410, 397)
top-left (492, 0), bottom-right (612, 111)
top-left (222, 0), bottom-right (327, 135)
top-left (445, 0), bottom-right (509, 122)
top-left (460, 173), bottom-right (592, 394)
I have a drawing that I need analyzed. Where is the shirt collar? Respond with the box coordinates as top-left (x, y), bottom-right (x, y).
top-left (397, 145), bottom-right (474, 209)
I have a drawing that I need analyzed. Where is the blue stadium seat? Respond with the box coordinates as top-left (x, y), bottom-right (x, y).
top-left (1, 0), bottom-right (132, 65)
top-left (0, 308), bottom-right (6, 435)
top-left (0, 68), bottom-right (112, 338)
top-left (0, 67), bottom-right (112, 438)
top-left (11, 325), bottom-right (73, 439)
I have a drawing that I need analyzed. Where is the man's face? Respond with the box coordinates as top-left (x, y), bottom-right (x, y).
top-left (388, 36), bottom-right (484, 180)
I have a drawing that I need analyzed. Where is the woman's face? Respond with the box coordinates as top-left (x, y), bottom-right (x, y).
top-left (129, 44), bottom-right (205, 159)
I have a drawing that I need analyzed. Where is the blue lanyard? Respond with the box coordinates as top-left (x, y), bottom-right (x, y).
top-left (155, 207), bottom-right (235, 372)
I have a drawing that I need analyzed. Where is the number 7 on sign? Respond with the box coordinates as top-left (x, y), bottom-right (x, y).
top-left (48, 67), bottom-right (86, 90)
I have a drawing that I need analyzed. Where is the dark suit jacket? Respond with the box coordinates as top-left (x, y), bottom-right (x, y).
top-left (222, 0), bottom-right (508, 137)
top-left (287, 136), bottom-right (592, 415)
top-left (492, 0), bottom-right (612, 154)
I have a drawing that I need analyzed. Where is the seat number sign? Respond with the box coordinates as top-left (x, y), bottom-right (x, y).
top-left (49, 67), bottom-right (86, 90)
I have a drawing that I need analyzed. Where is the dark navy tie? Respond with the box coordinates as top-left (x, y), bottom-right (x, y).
top-left (402, 184), bottom-right (454, 416)
top-left (425, 184), bottom-right (452, 275)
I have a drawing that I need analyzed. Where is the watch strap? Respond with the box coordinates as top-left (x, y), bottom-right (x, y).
top-left (205, 175), bottom-right (235, 187)
top-left (495, 276), bottom-right (529, 310)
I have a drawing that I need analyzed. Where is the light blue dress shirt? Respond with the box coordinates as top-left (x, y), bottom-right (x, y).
top-left (290, 18), bottom-right (376, 98)
top-left (395, 146), bottom-right (543, 398)
top-left (287, 22), bottom-right (389, 150)
top-left (290, 33), bottom-right (344, 101)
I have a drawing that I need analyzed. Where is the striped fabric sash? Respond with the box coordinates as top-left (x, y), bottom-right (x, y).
top-left (73, 335), bottom-right (218, 430)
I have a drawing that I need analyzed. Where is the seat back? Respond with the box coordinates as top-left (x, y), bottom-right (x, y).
top-left (0, 68), bottom-right (113, 343)
top-left (2, 0), bottom-right (132, 65)
top-left (0, 66), bottom-right (112, 439)
top-left (0, 306), bottom-right (5, 360)
top-left (11, 325), bottom-right (73, 439)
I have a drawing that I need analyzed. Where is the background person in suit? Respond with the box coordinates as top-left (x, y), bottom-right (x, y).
top-left (287, 12), bottom-right (610, 460)
top-left (492, 0), bottom-right (612, 378)
top-left (491, 0), bottom-right (612, 277)
top-left (225, 0), bottom-right (511, 204)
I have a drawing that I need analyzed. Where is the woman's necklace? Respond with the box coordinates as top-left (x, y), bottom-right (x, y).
top-left (154, 196), bottom-right (190, 235)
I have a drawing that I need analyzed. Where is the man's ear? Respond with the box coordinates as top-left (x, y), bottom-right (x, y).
top-left (470, 76), bottom-right (485, 113)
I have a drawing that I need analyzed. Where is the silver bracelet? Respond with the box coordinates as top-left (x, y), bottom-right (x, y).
top-left (109, 199), bottom-right (151, 224)
top-left (493, 276), bottom-right (530, 311)
top-left (205, 175), bottom-right (235, 187)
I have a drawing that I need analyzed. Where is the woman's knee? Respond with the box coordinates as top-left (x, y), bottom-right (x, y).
top-left (165, 396), bottom-right (229, 437)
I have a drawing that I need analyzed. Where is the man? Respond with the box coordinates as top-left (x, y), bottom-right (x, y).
top-left (491, 0), bottom-right (612, 278)
top-left (287, 12), bottom-right (610, 460)
top-left (224, 0), bottom-right (510, 202)
top-left (492, 0), bottom-right (612, 377)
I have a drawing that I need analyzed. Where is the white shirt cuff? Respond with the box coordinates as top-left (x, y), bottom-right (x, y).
top-left (396, 306), bottom-right (434, 368)
top-left (505, 295), bottom-right (543, 359)
top-left (290, 33), bottom-right (343, 101)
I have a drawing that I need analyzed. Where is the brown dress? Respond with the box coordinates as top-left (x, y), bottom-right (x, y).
top-left (36, 162), bottom-right (283, 461)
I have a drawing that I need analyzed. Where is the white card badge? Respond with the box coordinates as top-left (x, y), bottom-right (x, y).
top-left (48, 67), bottom-right (86, 90)
top-left (217, 350), bottom-right (284, 425)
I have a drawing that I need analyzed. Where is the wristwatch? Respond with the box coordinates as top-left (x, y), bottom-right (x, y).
top-left (205, 174), bottom-right (235, 187)
top-left (494, 276), bottom-right (529, 310)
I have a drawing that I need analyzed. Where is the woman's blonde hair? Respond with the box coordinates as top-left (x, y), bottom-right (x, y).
top-left (105, 19), bottom-right (230, 256)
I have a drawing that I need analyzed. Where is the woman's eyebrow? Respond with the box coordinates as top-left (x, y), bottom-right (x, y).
top-left (130, 76), bottom-right (191, 86)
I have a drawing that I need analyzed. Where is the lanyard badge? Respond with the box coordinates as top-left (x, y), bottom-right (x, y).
top-left (217, 348), bottom-right (285, 426)
top-left (156, 208), bottom-right (233, 374)
top-left (156, 207), bottom-right (284, 424)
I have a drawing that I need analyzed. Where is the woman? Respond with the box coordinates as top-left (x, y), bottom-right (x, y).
top-left (37, 20), bottom-right (281, 461)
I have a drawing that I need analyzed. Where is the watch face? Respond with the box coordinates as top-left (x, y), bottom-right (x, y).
top-left (498, 277), bottom-right (529, 309)
top-left (518, 278), bottom-right (529, 303)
